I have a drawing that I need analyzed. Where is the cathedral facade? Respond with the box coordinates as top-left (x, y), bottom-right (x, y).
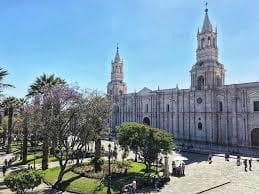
top-left (107, 8), bottom-right (259, 149)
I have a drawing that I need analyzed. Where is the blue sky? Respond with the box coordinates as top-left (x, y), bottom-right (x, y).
top-left (1, 0), bottom-right (259, 97)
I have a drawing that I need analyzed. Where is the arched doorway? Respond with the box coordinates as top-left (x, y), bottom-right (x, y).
top-left (251, 128), bottom-right (259, 147)
top-left (143, 117), bottom-right (150, 126)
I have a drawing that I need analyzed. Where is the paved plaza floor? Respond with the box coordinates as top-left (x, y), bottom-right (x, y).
top-left (1, 143), bottom-right (259, 194)
top-left (157, 152), bottom-right (259, 194)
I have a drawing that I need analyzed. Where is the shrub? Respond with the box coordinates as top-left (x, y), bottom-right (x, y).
top-left (90, 157), bottom-right (105, 166)
top-left (4, 169), bottom-right (43, 194)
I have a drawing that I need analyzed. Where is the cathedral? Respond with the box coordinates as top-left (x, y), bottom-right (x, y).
top-left (107, 7), bottom-right (259, 150)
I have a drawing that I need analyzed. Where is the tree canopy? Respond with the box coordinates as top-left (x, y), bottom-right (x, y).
top-left (118, 122), bottom-right (174, 171)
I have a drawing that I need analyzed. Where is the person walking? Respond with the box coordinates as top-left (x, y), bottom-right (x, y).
top-left (132, 180), bottom-right (137, 193)
top-left (4, 159), bottom-right (8, 166)
top-left (182, 161), bottom-right (185, 176)
top-left (208, 153), bottom-right (212, 164)
top-left (243, 159), bottom-right (248, 172)
top-left (172, 161), bottom-right (176, 176)
top-left (249, 158), bottom-right (252, 171)
top-left (2, 165), bottom-right (7, 176)
top-left (127, 184), bottom-right (133, 194)
top-left (237, 155), bottom-right (241, 166)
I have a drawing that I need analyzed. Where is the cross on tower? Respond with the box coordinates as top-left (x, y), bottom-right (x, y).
top-left (205, 1), bottom-right (208, 13)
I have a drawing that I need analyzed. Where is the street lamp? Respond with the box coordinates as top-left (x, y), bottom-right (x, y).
top-left (107, 143), bottom-right (111, 194)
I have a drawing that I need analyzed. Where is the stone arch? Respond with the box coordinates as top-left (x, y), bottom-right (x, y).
top-left (143, 117), bottom-right (150, 126)
top-left (197, 76), bottom-right (205, 90)
top-left (251, 128), bottom-right (259, 147)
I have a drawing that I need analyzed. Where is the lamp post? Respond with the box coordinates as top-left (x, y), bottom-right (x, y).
top-left (33, 131), bottom-right (37, 170)
top-left (107, 143), bottom-right (111, 194)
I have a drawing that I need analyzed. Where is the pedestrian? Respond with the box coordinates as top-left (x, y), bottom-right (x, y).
top-left (127, 184), bottom-right (133, 194)
top-left (243, 159), bottom-right (247, 172)
top-left (182, 161), bottom-right (185, 176)
top-left (132, 179), bottom-right (137, 193)
top-left (249, 158), bottom-right (252, 171)
top-left (8, 159), bottom-right (12, 166)
top-left (172, 161), bottom-right (176, 176)
top-left (4, 159), bottom-right (8, 166)
top-left (208, 153), bottom-right (212, 164)
top-left (2, 165), bottom-right (6, 176)
top-left (237, 155), bottom-right (241, 166)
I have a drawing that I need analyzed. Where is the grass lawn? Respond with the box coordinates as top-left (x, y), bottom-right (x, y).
top-left (18, 151), bottom-right (58, 165)
top-left (43, 167), bottom-right (107, 194)
top-left (43, 161), bottom-right (159, 194)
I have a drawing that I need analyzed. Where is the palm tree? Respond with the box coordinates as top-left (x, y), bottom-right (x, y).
top-left (1, 97), bottom-right (21, 154)
top-left (0, 68), bottom-right (14, 92)
top-left (16, 98), bottom-right (29, 164)
top-left (27, 74), bottom-right (66, 170)
top-left (27, 74), bottom-right (65, 96)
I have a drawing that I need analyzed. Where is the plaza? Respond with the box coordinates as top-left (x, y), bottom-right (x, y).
top-left (0, 1), bottom-right (259, 194)
top-left (152, 152), bottom-right (259, 194)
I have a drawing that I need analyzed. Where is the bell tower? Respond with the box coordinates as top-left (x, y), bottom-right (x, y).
top-left (107, 45), bottom-right (127, 100)
top-left (191, 3), bottom-right (225, 90)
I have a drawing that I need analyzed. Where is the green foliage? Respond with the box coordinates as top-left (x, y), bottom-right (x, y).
top-left (42, 167), bottom-right (107, 194)
top-left (90, 157), bottom-right (105, 167)
top-left (4, 170), bottom-right (43, 194)
top-left (118, 122), bottom-right (174, 170)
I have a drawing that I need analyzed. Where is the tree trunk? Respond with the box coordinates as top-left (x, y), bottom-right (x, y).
top-left (6, 107), bottom-right (13, 154)
top-left (94, 138), bottom-right (102, 172)
top-left (3, 127), bottom-right (7, 147)
top-left (53, 165), bottom-right (66, 189)
top-left (134, 152), bottom-right (138, 162)
top-left (42, 138), bottom-right (49, 170)
top-left (22, 115), bottom-right (28, 164)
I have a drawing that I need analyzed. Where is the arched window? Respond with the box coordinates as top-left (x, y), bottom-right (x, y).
top-left (198, 122), bottom-right (202, 130)
top-left (201, 38), bottom-right (205, 48)
top-left (166, 104), bottom-right (170, 112)
top-left (197, 76), bottom-right (205, 90)
top-left (208, 37), bottom-right (211, 46)
top-left (119, 90), bottom-right (123, 95)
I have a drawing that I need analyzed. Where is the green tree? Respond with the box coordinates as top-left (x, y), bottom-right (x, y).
top-left (16, 98), bottom-right (30, 164)
top-left (1, 97), bottom-right (22, 154)
top-left (85, 94), bottom-right (112, 172)
top-left (118, 122), bottom-right (174, 171)
top-left (4, 170), bottom-right (42, 194)
top-left (31, 85), bottom-right (96, 188)
top-left (0, 67), bottom-right (14, 94)
top-left (27, 73), bottom-right (66, 170)
top-left (117, 122), bottom-right (147, 162)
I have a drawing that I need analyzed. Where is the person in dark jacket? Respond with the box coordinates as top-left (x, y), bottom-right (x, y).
top-left (243, 159), bottom-right (248, 172)
top-left (2, 165), bottom-right (7, 176)
top-left (249, 158), bottom-right (252, 171)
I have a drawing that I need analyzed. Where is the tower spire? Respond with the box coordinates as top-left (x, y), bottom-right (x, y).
top-left (114, 43), bottom-right (121, 62)
top-left (202, 2), bottom-right (212, 32)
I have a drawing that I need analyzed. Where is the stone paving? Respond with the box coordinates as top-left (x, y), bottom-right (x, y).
top-left (2, 142), bottom-right (259, 194)
top-left (156, 152), bottom-right (259, 194)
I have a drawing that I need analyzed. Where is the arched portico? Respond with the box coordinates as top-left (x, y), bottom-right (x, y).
top-left (143, 117), bottom-right (150, 126)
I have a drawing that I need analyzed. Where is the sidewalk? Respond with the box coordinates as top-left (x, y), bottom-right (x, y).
top-left (0, 151), bottom-right (73, 194)
top-left (0, 140), bottom-right (135, 194)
